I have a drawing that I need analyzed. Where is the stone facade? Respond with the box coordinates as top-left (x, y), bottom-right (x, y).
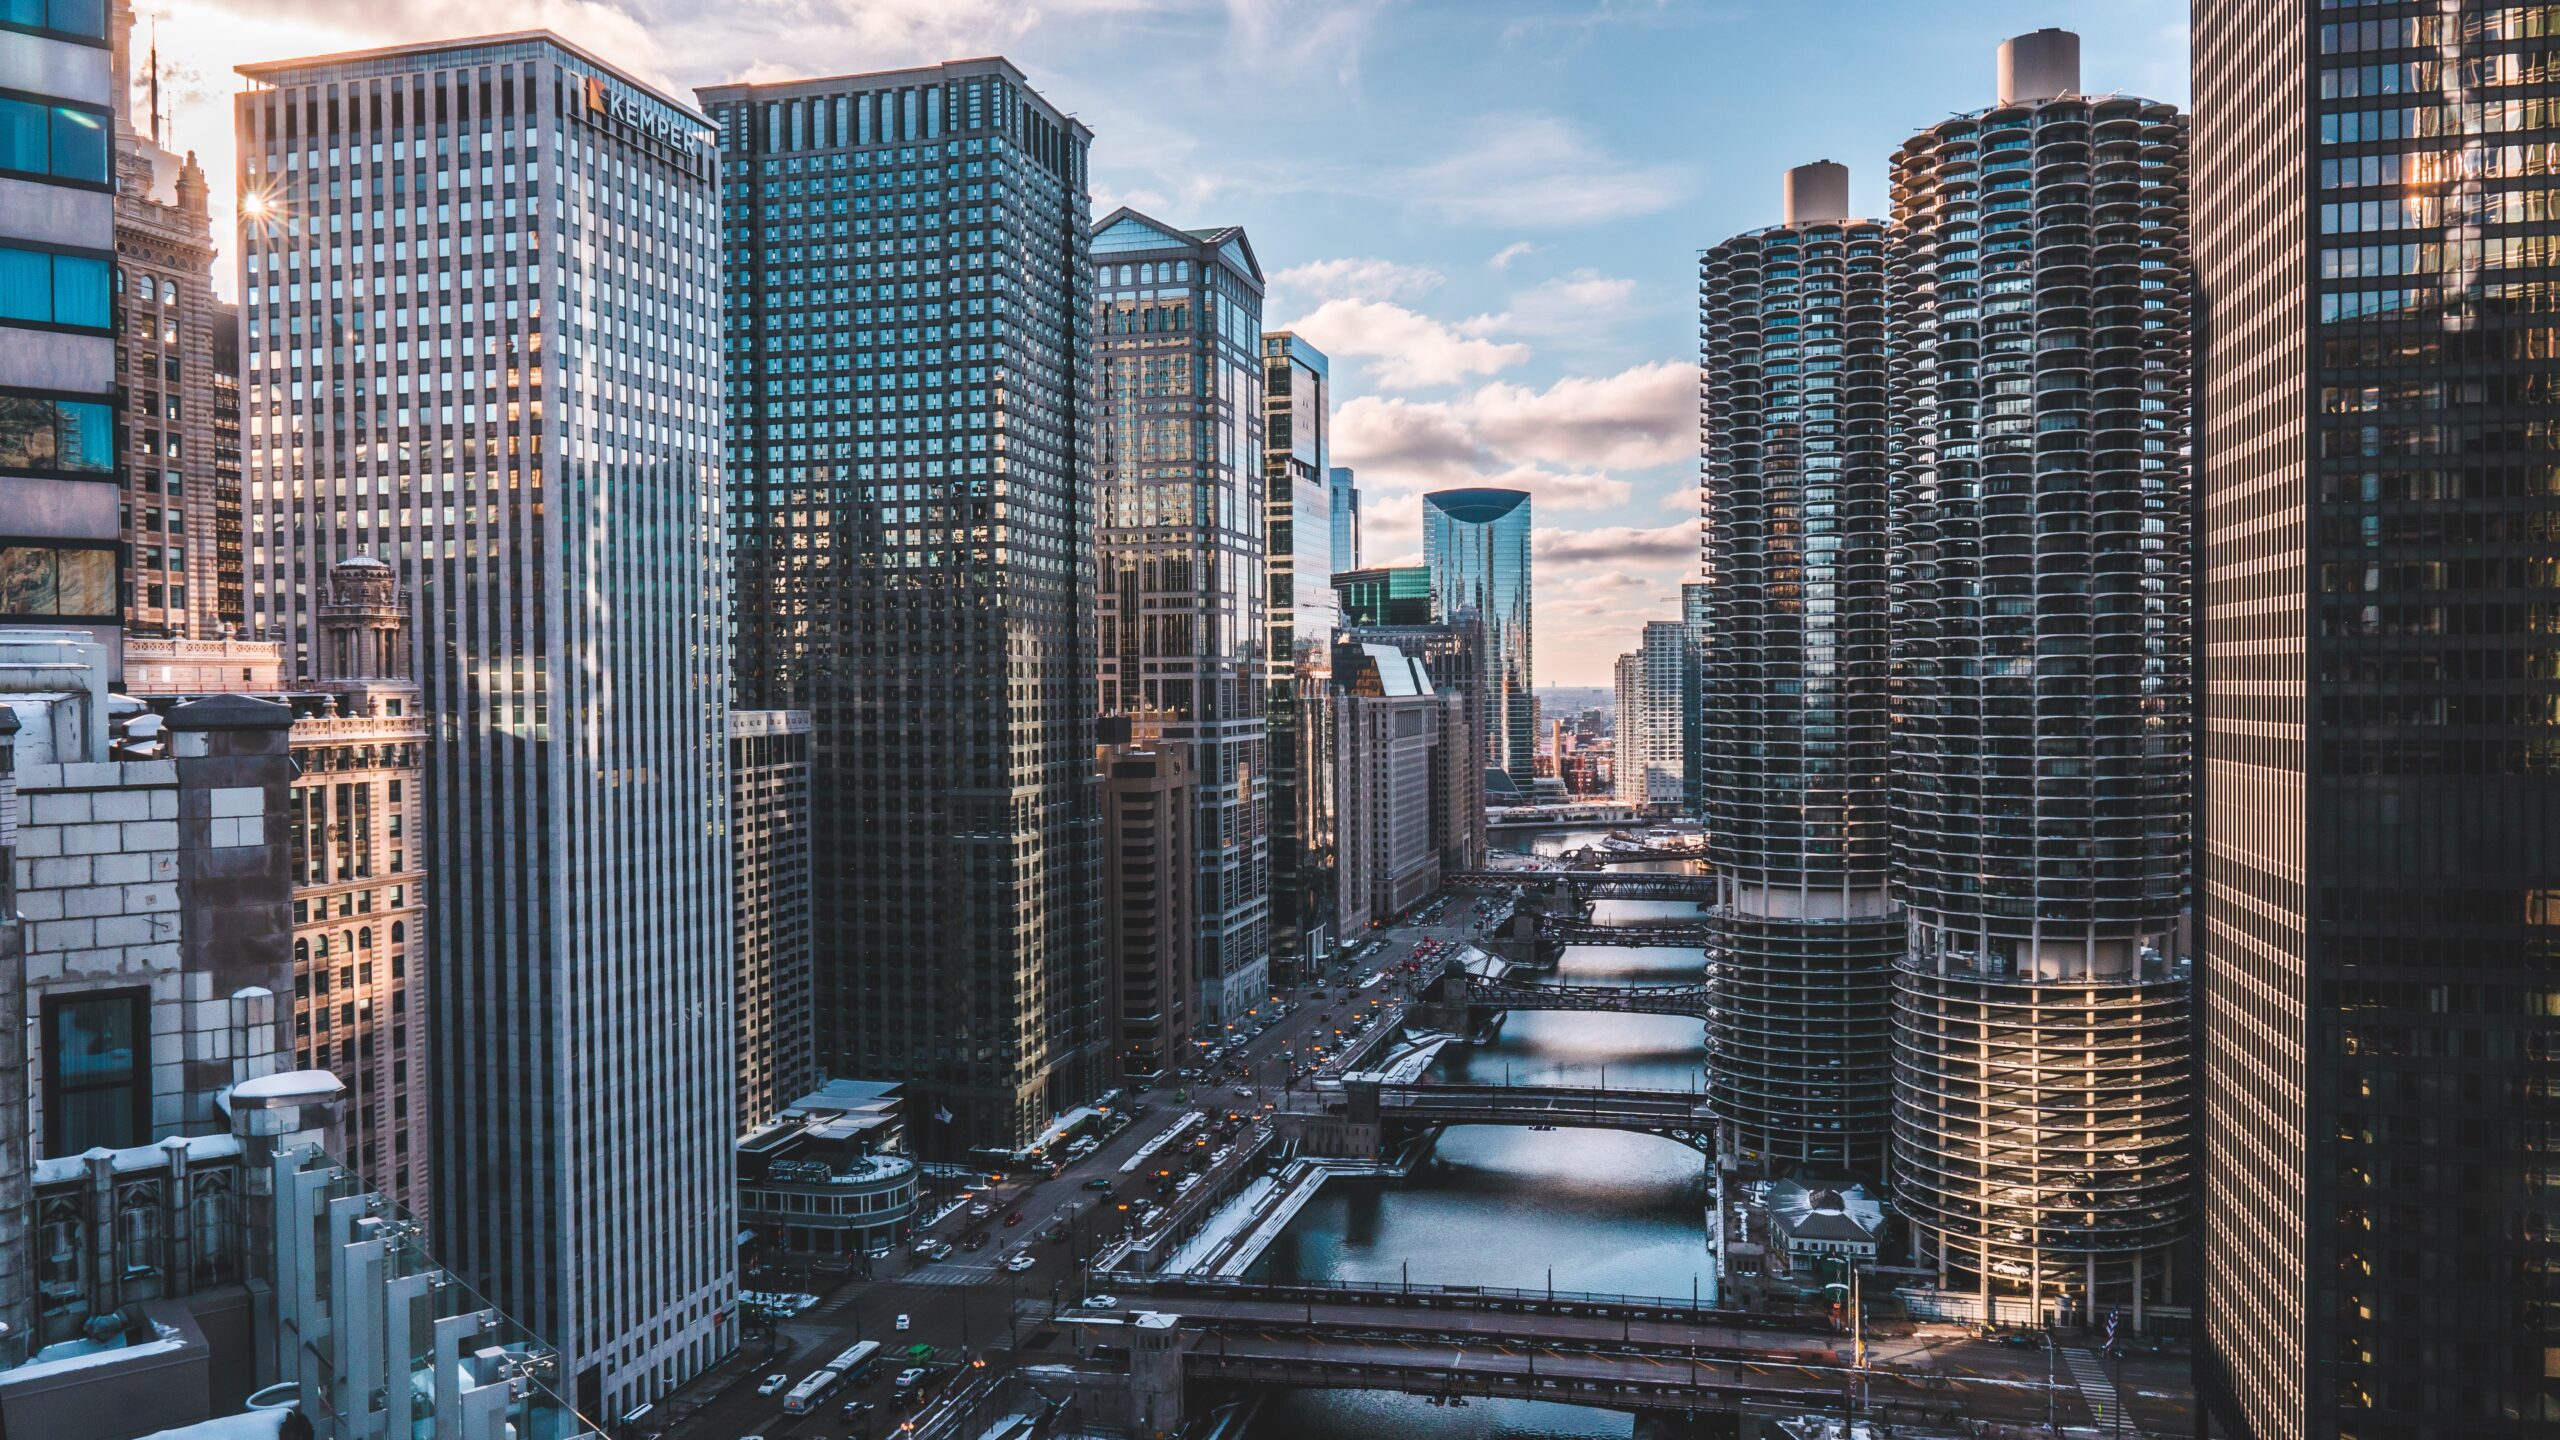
top-left (109, 9), bottom-right (231, 639)
top-left (125, 559), bottom-right (431, 1221)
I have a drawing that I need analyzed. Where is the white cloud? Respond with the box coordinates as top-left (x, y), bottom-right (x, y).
top-left (1404, 114), bottom-right (1689, 228)
top-left (1271, 257), bottom-right (1446, 304)
top-left (1462, 268), bottom-right (1641, 340)
top-left (1282, 298), bottom-right (1530, 390)
top-left (1463, 361), bottom-right (1692, 471)
top-left (1537, 521), bottom-right (1697, 568)
top-left (1488, 241), bottom-right (1541, 271)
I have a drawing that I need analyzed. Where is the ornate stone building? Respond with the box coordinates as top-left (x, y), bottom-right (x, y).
top-left (124, 558), bottom-right (430, 1222)
top-left (109, 5), bottom-right (236, 638)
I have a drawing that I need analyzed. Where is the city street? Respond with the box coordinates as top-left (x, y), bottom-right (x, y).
top-left (652, 904), bottom-right (1499, 1438)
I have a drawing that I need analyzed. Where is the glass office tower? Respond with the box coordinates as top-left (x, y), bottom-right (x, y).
top-left (237, 34), bottom-right (733, 1416)
top-left (1, 0), bottom-right (121, 658)
top-left (1699, 162), bottom-right (1898, 1177)
top-left (1422, 487), bottom-right (1534, 789)
top-left (1885, 30), bottom-right (2195, 1326)
top-left (700, 61), bottom-right (1105, 1153)
top-left (1264, 330), bottom-right (1334, 978)
top-left (2196, 4), bottom-right (2560, 1435)
top-left (1089, 208), bottom-right (1269, 1023)
top-left (1329, 464), bottom-right (1359, 571)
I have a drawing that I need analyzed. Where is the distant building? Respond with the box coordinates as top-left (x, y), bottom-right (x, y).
top-left (1262, 332), bottom-right (1335, 981)
top-left (1613, 653), bottom-right (1643, 808)
top-left (1332, 566), bottom-right (1432, 627)
top-left (1626, 621), bottom-right (1688, 810)
top-left (1341, 622), bottom-right (1486, 868)
top-left (737, 1080), bottom-right (919, 1263)
top-left (1098, 735), bottom-right (1196, 1080)
top-left (1422, 489), bottom-right (1534, 789)
top-left (1091, 209), bottom-right (1270, 1027)
top-left (1334, 642), bottom-right (1474, 934)
top-left (124, 556), bottom-right (433, 1222)
top-left (1679, 582), bottom-right (1709, 817)
top-left (731, 710), bottom-right (814, 1136)
top-left (1328, 467), bottom-right (1359, 571)
top-left (110, 11), bottom-right (231, 640)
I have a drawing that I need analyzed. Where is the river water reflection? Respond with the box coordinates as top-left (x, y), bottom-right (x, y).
top-left (1247, 836), bottom-right (1710, 1438)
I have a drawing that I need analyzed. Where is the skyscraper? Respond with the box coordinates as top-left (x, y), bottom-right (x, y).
top-left (111, 3), bottom-right (232, 640)
top-left (2, 0), bottom-right (121, 657)
top-left (1679, 580), bottom-right (1709, 818)
top-left (2196, 4), bottom-right (2560, 1434)
top-left (1264, 331), bottom-right (1335, 977)
top-left (1329, 464), bottom-right (1359, 571)
top-left (1885, 30), bottom-right (2195, 1326)
top-left (1088, 208), bottom-right (1269, 1023)
top-left (1699, 162), bottom-right (1897, 1177)
top-left (731, 709), bottom-right (814, 1136)
top-left (1422, 487), bottom-right (1534, 789)
top-left (238, 35), bottom-right (733, 1414)
top-left (701, 62), bottom-right (1105, 1150)
top-left (1334, 564), bottom-right (1431, 626)
top-left (1617, 618), bottom-right (1688, 811)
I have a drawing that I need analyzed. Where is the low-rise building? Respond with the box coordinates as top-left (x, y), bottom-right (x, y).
top-left (737, 1080), bottom-right (920, 1262)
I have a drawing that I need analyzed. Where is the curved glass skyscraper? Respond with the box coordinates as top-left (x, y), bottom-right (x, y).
top-left (1422, 487), bottom-right (1534, 790)
top-left (1699, 162), bottom-right (1899, 1176)
top-left (1885, 30), bottom-right (2196, 1324)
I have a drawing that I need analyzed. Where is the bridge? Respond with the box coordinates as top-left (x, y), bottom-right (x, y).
top-left (1070, 1278), bottom-right (2074, 1432)
top-left (1444, 870), bottom-right (1715, 902)
top-left (1468, 976), bottom-right (1711, 1018)
top-left (1536, 918), bottom-right (1714, 949)
top-left (1356, 1079), bottom-right (1717, 1152)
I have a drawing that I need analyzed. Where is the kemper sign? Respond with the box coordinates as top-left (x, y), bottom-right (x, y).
top-left (584, 73), bottom-right (708, 150)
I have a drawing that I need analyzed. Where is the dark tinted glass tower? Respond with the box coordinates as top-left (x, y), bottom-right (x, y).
top-left (1700, 162), bottom-right (1898, 1177)
top-left (2196, 4), bottom-right (2560, 1435)
top-left (1886, 30), bottom-right (2196, 1326)
top-left (1264, 331), bottom-right (1334, 978)
top-left (1422, 487), bottom-right (1534, 789)
top-left (701, 62), bottom-right (1105, 1152)
top-left (1090, 209), bottom-right (1270, 1023)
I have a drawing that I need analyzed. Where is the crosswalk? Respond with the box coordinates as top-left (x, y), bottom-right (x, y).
top-left (2064, 1346), bottom-right (2122, 1429)
top-left (897, 1262), bottom-right (1007, 1288)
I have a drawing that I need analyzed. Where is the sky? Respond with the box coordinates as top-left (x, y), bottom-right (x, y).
top-left (140, 0), bottom-right (2189, 686)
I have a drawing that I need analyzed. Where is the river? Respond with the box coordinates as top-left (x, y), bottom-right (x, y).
top-left (1245, 828), bottom-right (1710, 1439)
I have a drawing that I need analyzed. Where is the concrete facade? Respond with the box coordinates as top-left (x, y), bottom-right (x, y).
top-left (730, 708), bottom-right (813, 1136)
top-left (1099, 738), bottom-right (1196, 1081)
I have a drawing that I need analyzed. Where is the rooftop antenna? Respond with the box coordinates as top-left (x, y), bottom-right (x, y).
top-left (148, 17), bottom-right (163, 147)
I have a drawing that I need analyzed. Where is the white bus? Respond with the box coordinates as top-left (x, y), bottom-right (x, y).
top-left (781, 1367), bottom-right (841, 1415)
top-left (827, 1341), bottom-right (882, 1384)
top-left (781, 1341), bottom-right (883, 1414)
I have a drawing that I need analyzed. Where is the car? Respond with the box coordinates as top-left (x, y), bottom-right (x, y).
top-left (1231, 1086), bottom-right (1253, 1098)
top-left (756, 1373), bottom-right (789, 1396)
top-left (1085, 1294), bottom-right (1120, 1309)
top-left (1082, 1177), bottom-right (1114, 1192)
top-left (1003, 1210), bottom-right (1025, 1226)
top-left (2002, 1333), bottom-right (2042, 1349)
top-left (841, 1399), bottom-right (876, 1419)
top-left (1005, 1252), bottom-right (1036, 1273)
top-left (967, 1202), bottom-right (993, 1218)
top-left (894, 1313), bottom-right (912, 1331)
top-left (961, 1230), bottom-right (991, 1251)
top-left (893, 1367), bottom-right (927, 1391)
top-left (1129, 1103), bottom-right (1152, 1118)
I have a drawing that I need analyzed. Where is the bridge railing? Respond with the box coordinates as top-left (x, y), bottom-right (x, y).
top-left (1105, 1272), bottom-right (1834, 1335)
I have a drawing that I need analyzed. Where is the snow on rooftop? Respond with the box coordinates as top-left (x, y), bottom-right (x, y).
top-left (231, 1069), bottom-right (344, 1102)
top-left (31, 1134), bottom-right (241, 1188)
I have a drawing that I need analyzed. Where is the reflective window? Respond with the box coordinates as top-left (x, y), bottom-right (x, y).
top-left (0, 246), bottom-right (110, 329)
top-left (0, 0), bottom-right (105, 39)
top-left (0, 543), bottom-right (115, 618)
top-left (0, 392), bottom-right (113, 473)
top-left (44, 988), bottom-right (146, 1153)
